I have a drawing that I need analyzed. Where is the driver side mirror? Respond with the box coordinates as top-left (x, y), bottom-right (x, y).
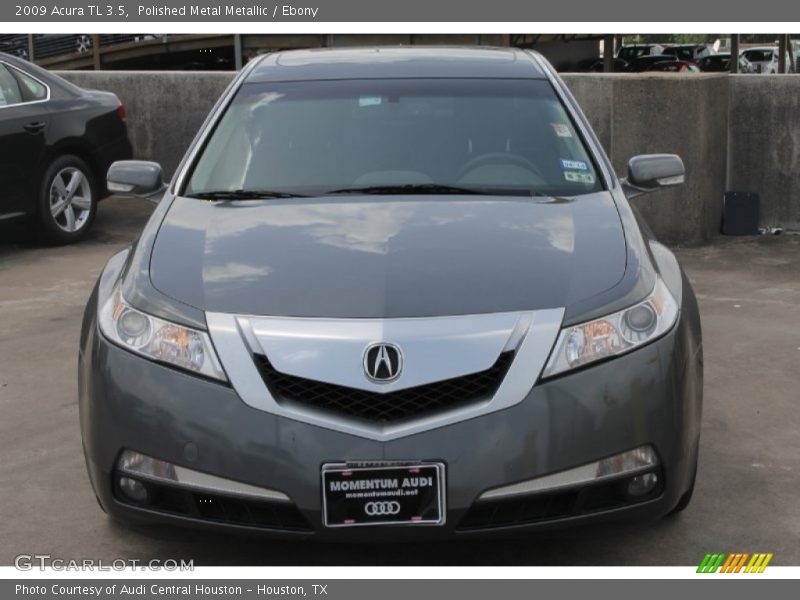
top-left (107, 160), bottom-right (166, 202)
top-left (621, 154), bottom-right (685, 199)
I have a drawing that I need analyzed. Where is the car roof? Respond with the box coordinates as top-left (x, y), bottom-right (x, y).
top-left (245, 47), bottom-right (547, 82)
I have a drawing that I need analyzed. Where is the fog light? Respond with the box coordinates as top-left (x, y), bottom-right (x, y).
top-left (627, 472), bottom-right (658, 497)
top-left (118, 476), bottom-right (149, 504)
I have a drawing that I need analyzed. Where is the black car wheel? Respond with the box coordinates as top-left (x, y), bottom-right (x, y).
top-left (37, 155), bottom-right (97, 244)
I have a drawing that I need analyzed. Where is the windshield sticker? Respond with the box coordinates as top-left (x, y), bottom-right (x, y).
top-left (359, 96), bottom-right (383, 107)
top-left (551, 123), bottom-right (573, 138)
top-left (564, 171), bottom-right (595, 184)
top-left (560, 158), bottom-right (589, 171)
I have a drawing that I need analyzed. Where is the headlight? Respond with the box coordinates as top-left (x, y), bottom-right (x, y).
top-left (542, 279), bottom-right (678, 378)
top-left (99, 285), bottom-right (227, 382)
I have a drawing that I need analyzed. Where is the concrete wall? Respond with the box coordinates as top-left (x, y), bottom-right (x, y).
top-left (728, 75), bottom-right (800, 230)
top-left (58, 71), bottom-right (738, 244)
top-left (59, 71), bottom-right (235, 177)
top-left (564, 74), bottom-right (729, 244)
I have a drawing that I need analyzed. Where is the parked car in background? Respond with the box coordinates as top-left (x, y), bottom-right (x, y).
top-left (626, 54), bottom-right (679, 72)
top-left (81, 47), bottom-right (703, 540)
top-left (617, 44), bottom-right (665, 63)
top-left (741, 47), bottom-right (794, 73)
top-left (0, 35), bottom-right (29, 59)
top-left (662, 44), bottom-right (712, 63)
top-left (698, 53), bottom-right (755, 73)
top-left (585, 57), bottom-right (628, 72)
top-left (0, 53), bottom-right (132, 243)
top-left (645, 60), bottom-right (701, 73)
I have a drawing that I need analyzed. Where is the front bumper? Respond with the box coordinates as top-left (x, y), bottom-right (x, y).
top-left (79, 296), bottom-right (701, 540)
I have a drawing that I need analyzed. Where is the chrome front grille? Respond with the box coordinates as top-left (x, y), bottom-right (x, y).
top-left (253, 351), bottom-right (515, 424)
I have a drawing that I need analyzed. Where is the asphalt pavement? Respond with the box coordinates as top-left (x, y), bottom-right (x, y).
top-left (1, 198), bottom-right (798, 566)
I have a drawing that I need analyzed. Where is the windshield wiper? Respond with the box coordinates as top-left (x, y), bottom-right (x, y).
top-left (186, 189), bottom-right (309, 200)
top-left (323, 183), bottom-right (495, 196)
top-left (324, 183), bottom-right (543, 197)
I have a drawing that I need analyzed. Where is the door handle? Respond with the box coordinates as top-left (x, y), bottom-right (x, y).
top-left (23, 121), bottom-right (46, 134)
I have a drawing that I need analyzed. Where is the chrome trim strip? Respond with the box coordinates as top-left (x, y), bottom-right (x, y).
top-left (243, 312), bottom-right (523, 393)
top-left (479, 453), bottom-right (658, 501)
top-left (0, 60), bottom-right (51, 110)
top-left (119, 460), bottom-right (291, 503)
top-left (207, 308), bottom-right (565, 441)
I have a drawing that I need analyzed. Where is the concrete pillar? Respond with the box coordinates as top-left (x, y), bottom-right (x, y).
top-left (778, 34), bottom-right (787, 73)
top-left (234, 34), bottom-right (243, 70)
top-left (603, 34), bottom-right (615, 72)
top-left (730, 34), bottom-right (739, 73)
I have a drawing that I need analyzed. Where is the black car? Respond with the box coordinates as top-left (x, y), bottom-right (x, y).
top-left (626, 54), bottom-right (679, 72)
top-left (697, 53), bottom-right (755, 73)
top-left (0, 53), bottom-right (132, 243)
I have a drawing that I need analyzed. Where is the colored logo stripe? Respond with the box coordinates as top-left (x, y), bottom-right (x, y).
top-left (697, 552), bottom-right (773, 573)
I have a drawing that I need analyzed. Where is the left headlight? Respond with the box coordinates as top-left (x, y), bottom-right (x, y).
top-left (542, 278), bottom-right (679, 378)
top-left (99, 285), bottom-right (227, 382)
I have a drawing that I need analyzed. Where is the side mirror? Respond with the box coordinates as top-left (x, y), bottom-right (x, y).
top-left (107, 160), bottom-right (166, 202)
top-left (621, 154), bottom-right (685, 199)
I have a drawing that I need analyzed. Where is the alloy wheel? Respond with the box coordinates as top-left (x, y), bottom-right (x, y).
top-left (49, 167), bottom-right (93, 233)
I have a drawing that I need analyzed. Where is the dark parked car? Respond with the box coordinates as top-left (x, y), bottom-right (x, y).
top-left (626, 54), bottom-right (679, 72)
top-left (586, 57), bottom-right (629, 72)
top-left (617, 44), bottom-right (665, 62)
top-left (698, 53), bottom-right (755, 73)
top-left (645, 60), bottom-right (701, 73)
top-left (81, 48), bottom-right (702, 539)
top-left (0, 53), bottom-right (132, 242)
top-left (662, 44), bottom-right (712, 63)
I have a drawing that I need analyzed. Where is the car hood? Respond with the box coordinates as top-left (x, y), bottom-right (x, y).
top-left (149, 193), bottom-right (627, 318)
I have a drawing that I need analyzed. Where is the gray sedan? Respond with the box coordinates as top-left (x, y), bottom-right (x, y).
top-left (79, 47), bottom-right (702, 539)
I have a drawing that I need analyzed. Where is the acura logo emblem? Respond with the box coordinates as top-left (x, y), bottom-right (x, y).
top-left (364, 501), bottom-right (401, 516)
top-left (363, 343), bottom-right (403, 382)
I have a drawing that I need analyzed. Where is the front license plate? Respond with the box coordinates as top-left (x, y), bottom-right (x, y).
top-left (322, 462), bottom-right (445, 527)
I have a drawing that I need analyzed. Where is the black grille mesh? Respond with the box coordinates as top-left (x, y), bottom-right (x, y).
top-left (253, 351), bottom-right (515, 423)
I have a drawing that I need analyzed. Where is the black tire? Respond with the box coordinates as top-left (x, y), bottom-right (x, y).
top-left (37, 154), bottom-right (97, 245)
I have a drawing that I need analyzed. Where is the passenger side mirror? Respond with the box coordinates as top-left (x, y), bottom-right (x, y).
top-left (107, 160), bottom-right (166, 202)
top-left (621, 154), bottom-right (685, 199)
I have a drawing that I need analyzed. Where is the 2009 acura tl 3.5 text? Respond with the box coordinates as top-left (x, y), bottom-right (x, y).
top-left (79, 47), bottom-right (703, 539)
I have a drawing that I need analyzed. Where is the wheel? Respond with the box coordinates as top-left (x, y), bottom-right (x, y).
top-left (76, 34), bottom-right (93, 54)
top-left (37, 155), bottom-right (97, 244)
top-left (668, 450), bottom-right (698, 515)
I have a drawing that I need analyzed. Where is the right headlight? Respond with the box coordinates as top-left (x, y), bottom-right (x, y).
top-left (98, 285), bottom-right (227, 382)
top-left (542, 278), bottom-right (679, 378)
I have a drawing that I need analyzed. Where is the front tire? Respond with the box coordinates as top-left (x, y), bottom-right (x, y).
top-left (37, 155), bottom-right (97, 244)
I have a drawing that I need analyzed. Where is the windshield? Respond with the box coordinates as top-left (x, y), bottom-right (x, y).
top-left (185, 78), bottom-right (603, 198)
top-left (743, 50), bottom-right (773, 62)
top-left (618, 46), bottom-right (653, 61)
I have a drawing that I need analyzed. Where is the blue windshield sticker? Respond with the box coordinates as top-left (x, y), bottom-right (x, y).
top-left (560, 158), bottom-right (589, 171)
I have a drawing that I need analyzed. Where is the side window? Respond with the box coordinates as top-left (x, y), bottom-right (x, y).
top-left (12, 68), bottom-right (47, 102)
top-left (0, 64), bottom-right (23, 107)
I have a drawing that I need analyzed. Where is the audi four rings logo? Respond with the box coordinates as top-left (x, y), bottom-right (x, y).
top-left (364, 501), bottom-right (401, 516)
top-left (363, 343), bottom-right (403, 381)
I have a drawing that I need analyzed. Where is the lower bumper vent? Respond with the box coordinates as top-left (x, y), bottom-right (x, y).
top-left (113, 474), bottom-right (311, 532)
